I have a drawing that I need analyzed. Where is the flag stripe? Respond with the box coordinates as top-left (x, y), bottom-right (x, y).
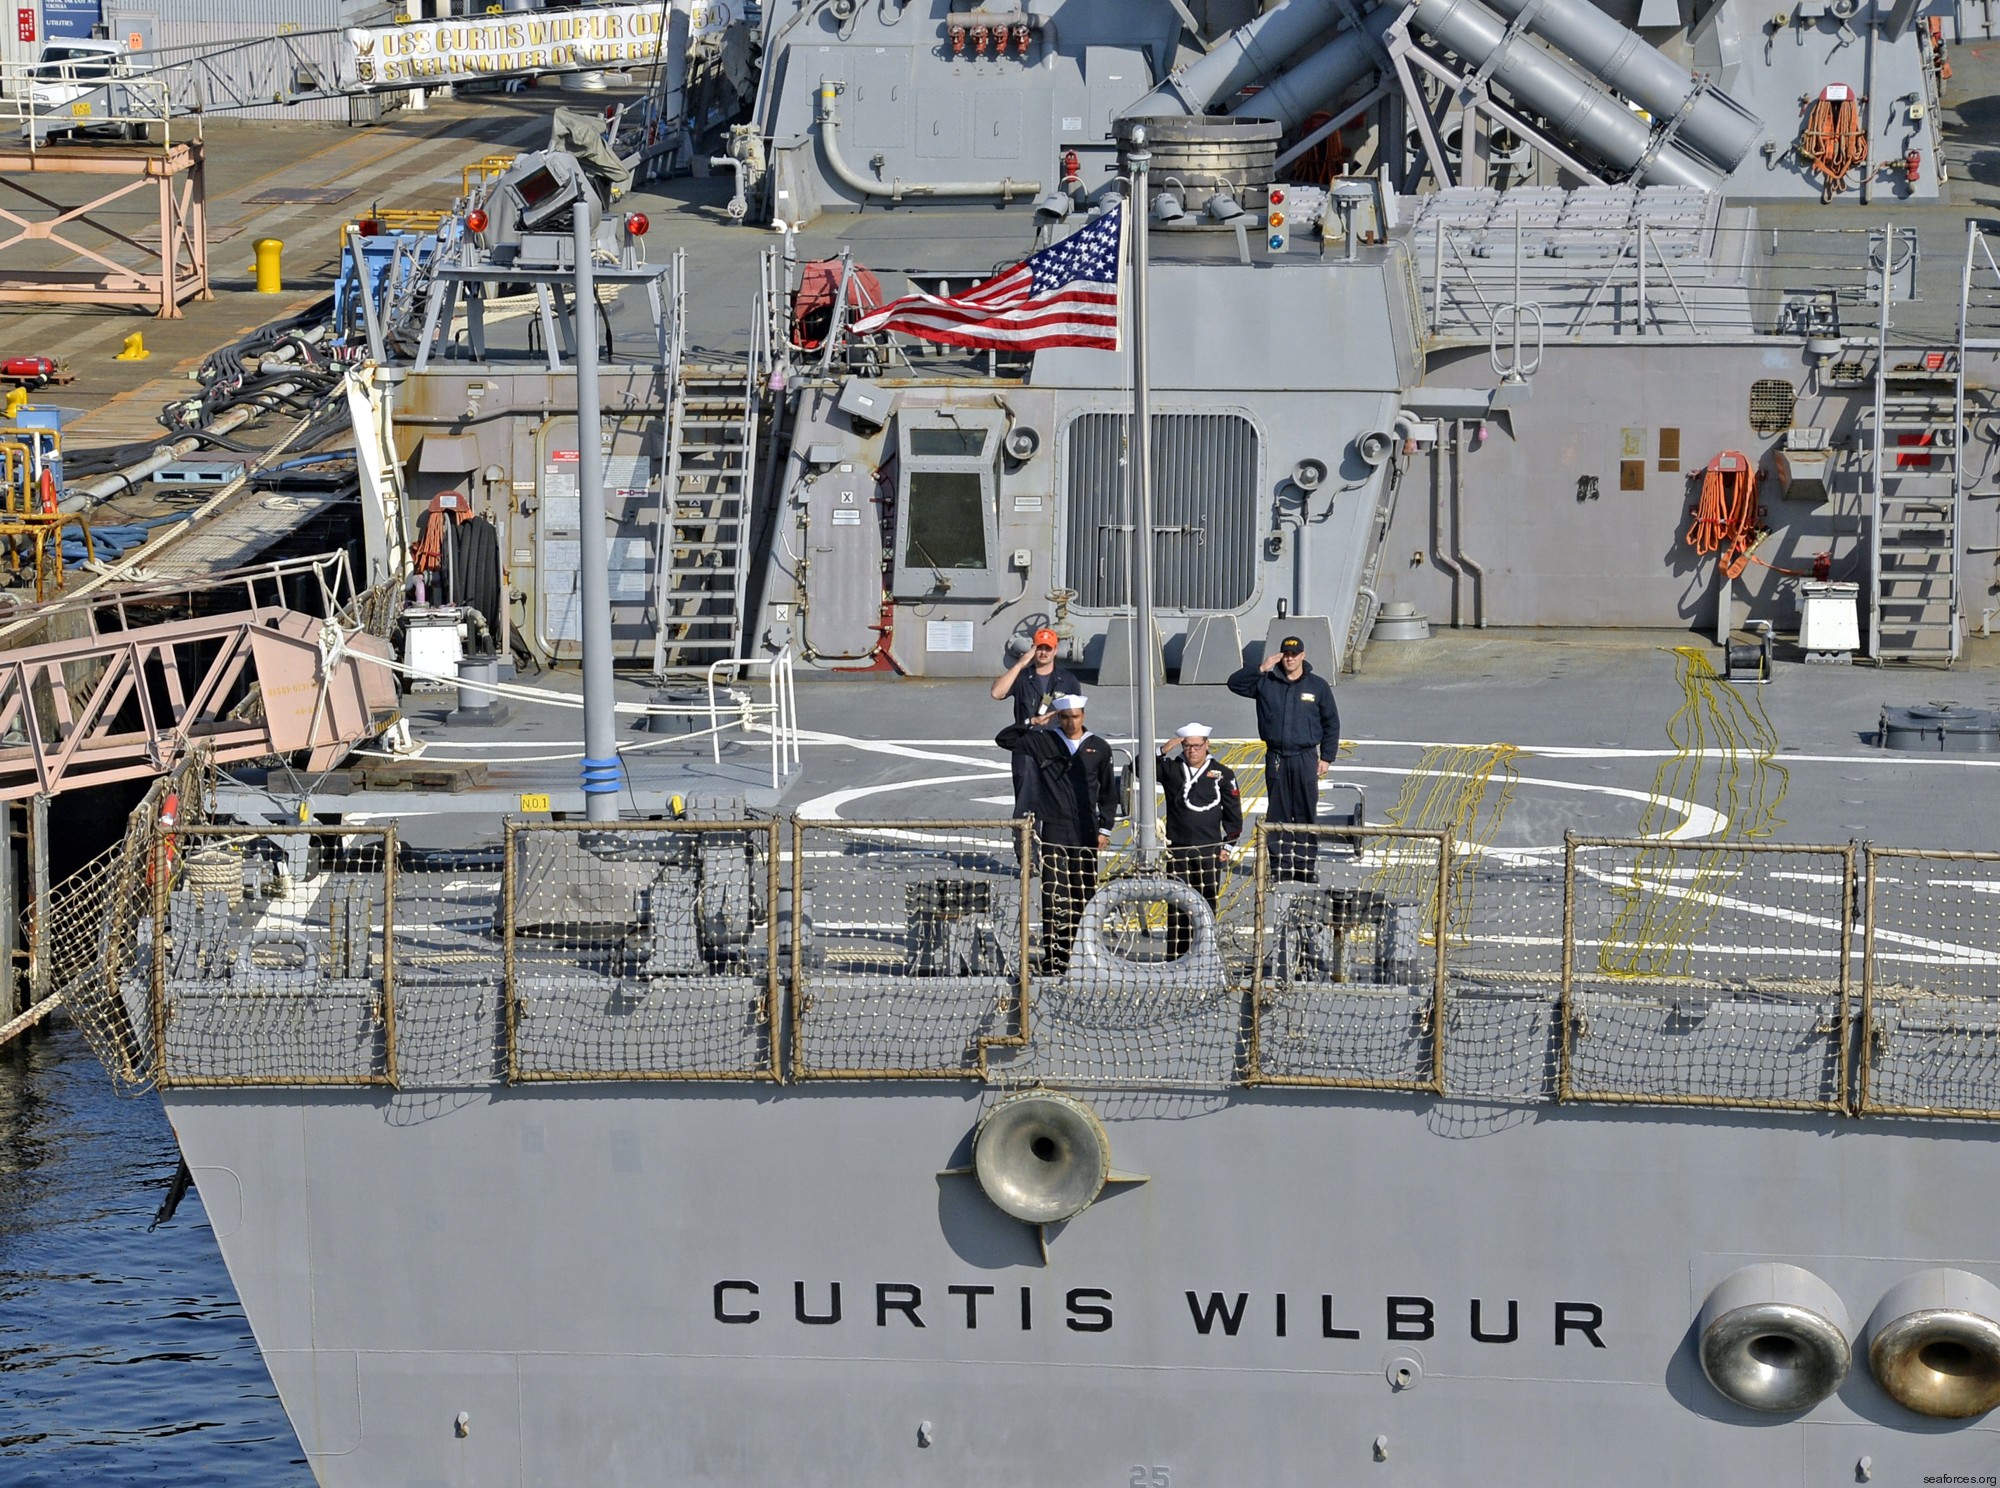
top-left (871, 300), bottom-right (1118, 330)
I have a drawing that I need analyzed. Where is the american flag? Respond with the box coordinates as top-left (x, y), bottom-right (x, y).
top-left (849, 203), bottom-right (1123, 351)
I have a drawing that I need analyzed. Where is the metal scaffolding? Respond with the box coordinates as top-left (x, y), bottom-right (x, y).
top-left (0, 136), bottom-right (209, 319)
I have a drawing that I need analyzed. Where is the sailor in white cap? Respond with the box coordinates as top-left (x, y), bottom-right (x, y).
top-left (1157, 724), bottom-right (1243, 956)
top-left (995, 693), bottom-right (1117, 973)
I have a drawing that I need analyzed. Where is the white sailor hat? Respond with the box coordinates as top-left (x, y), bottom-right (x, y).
top-left (1053, 693), bottom-right (1089, 712)
top-left (1175, 723), bottom-right (1213, 739)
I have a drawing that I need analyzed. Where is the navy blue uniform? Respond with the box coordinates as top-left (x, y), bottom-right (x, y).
top-left (1228, 660), bottom-right (1341, 883)
top-left (996, 721), bottom-right (1117, 972)
top-left (1158, 750), bottom-right (1243, 957)
top-left (1006, 663), bottom-right (1082, 727)
top-left (1004, 662), bottom-right (1081, 820)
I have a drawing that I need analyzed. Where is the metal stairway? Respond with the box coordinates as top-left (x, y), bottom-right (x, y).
top-left (650, 365), bottom-right (761, 674)
top-left (1866, 226), bottom-right (1964, 662)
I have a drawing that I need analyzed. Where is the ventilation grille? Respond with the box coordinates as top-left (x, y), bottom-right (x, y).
top-left (1748, 379), bottom-right (1797, 435)
top-left (1063, 412), bottom-right (1259, 611)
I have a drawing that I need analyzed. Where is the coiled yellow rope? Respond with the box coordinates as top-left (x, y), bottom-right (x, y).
top-left (1597, 647), bottom-right (1790, 979)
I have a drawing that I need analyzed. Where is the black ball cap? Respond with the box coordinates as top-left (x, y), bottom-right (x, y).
top-left (1279, 636), bottom-right (1305, 654)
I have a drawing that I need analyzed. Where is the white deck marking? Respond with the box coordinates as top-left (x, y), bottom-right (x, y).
top-left (793, 747), bottom-right (1727, 840)
top-left (795, 734), bottom-right (2000, 768)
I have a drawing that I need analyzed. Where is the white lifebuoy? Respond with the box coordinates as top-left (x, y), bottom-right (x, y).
top-left (1066, 874), bottom-right (1224, 995)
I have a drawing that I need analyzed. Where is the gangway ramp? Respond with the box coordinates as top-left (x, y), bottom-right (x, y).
top-left (0, 554), bottom-right (397, 800)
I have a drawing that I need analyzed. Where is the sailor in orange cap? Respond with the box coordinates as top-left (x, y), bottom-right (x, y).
top-left (990, 626), bottom-right (1079, 820)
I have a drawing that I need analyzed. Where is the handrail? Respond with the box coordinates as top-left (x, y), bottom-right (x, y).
top-left (55, 809), bottom-right (2000, 1115)
top-left (1868, 223), bottom-right (1894, 659)
top-left (0, 550), bottom-right (356, 639)
top-left (0, 66), bottom-right (179, 152)
top-left (705, 647), bottom-right (799, 788)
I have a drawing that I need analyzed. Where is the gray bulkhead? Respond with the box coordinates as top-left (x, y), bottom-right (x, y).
top-left (753, 255), bottom-right (1420, 677)
top-left (761, 0), bottom-right (1190, 223)
top-left (1384, 341), bottom-right (1864, 631)
top-left (376, 367), bottom-right (671, 669)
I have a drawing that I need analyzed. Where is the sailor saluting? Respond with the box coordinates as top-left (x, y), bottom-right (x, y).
top-left (1158, 723), bottom-right (1242, 958)
top-left (990, 627), bottom-right (1081, 821)
top-left (996, 693), bottom-right (1116, 975)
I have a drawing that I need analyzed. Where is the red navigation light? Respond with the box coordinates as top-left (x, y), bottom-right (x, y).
top-left (626, 212), bottom-right (650, 237)
top-left (1269, 186), bottom-right (1286, 206)
top-left (465, 208), bottom-right (489, 233)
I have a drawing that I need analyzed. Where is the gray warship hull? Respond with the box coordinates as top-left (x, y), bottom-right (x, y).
top-left (161, 1087), bottom-right (2000, 1486)
top-left (128, 649), bottom-right (2000, 1485)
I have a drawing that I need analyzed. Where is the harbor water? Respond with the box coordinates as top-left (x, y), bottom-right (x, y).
top-left (0, 1024), bottom-right (311, 1486)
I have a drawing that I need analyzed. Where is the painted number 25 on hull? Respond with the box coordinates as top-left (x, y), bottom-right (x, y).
top-left (1130, 1470), bottom-right (1171, 1488)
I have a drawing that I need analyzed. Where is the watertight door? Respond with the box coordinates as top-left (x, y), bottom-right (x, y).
top-left (801, 461), bottom-right (884, 662)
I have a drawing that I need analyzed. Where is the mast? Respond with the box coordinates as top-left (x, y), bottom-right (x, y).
top-left (1125, 126), bottom-right (1160, 858)
top-left (575, 195), bottom-right (622, 822)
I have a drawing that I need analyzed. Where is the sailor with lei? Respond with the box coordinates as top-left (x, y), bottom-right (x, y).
top-left (1157, 723), bottom-right (1243, 957)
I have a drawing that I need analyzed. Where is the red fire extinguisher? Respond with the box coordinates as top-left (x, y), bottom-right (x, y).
top-left (1, 356), bottom-right (58, 387)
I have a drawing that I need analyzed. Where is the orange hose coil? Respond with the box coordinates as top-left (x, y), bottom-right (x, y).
top-left (1799, 86), bottom-right (1869, 203)
top-left (1685, 452), bottom-right (1763, 580)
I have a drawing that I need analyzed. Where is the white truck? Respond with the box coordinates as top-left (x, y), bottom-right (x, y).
top-left (17, 37), bottom-right (157, 143)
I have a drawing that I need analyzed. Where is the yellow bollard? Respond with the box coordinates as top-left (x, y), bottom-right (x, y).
top-left (253, 238), bottom-right (284, 294)
top-left (2, 388), bottom-right (25, 420)
top-left (114, 332), bottom-right (149, 361)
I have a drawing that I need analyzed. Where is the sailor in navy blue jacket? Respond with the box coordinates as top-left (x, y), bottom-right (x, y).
top-left (1227, 637), bottom-right (1341, 882)
top-left (996, 694), bottom-right (1117, 972)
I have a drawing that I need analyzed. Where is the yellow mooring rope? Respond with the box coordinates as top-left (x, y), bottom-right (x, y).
top-left (1597, 646), bottom-right (1791, 980)
top-left (1371, 742), bottom-right (1525, 941)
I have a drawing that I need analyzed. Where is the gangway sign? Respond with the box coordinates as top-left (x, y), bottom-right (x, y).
top-left (337, 0), bottom-right (741, 92)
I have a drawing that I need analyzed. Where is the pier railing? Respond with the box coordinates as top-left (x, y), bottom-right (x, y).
top-left (54, 814), bottom-right (2000, 1120)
